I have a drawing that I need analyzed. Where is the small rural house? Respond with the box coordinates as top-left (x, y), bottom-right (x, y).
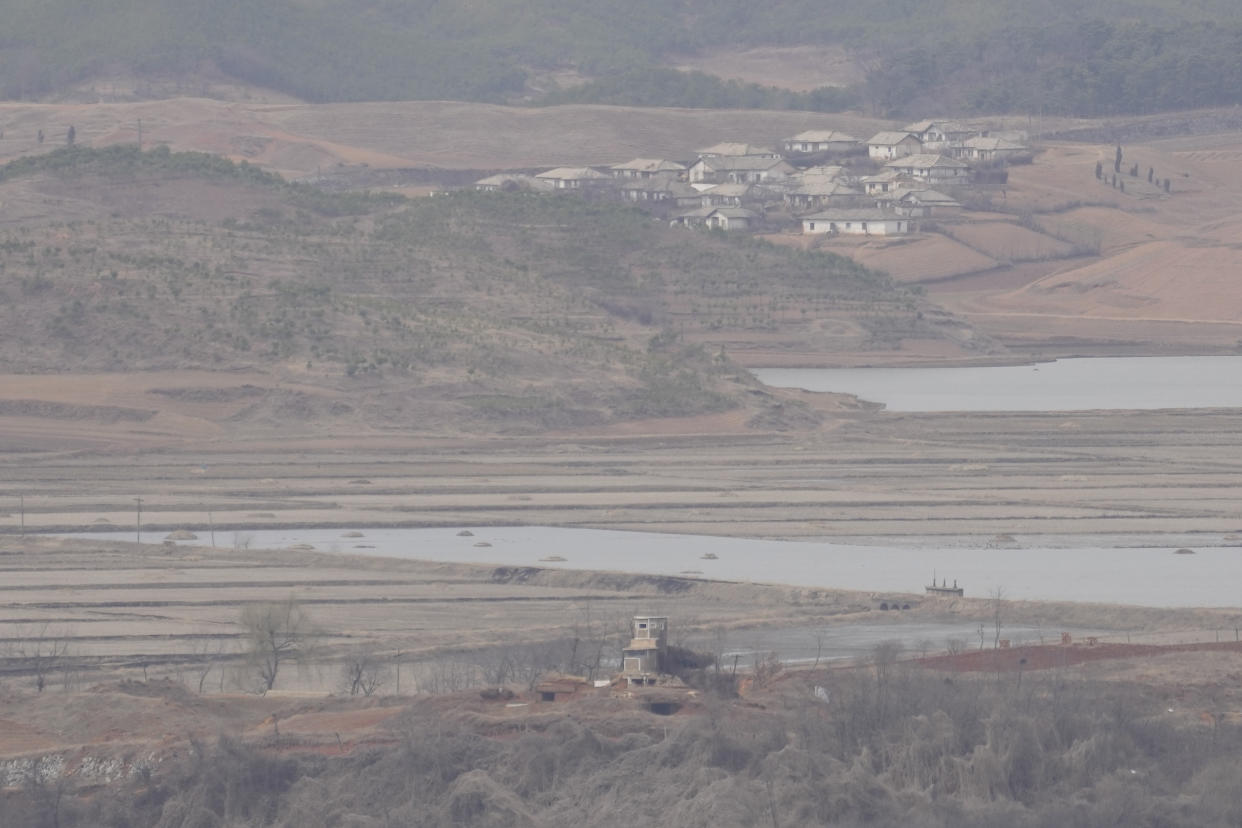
top-left (883, 154), bottom-right (970, 185)
top-left (781, 130), bottom-right (860, 155)
top-left (671, 207), bottom-right (758, 230)
top-left (957, 136), bottom-right (1029, 162)
top-left (784, 179), bottom-right (860, 211)
top-left (801, 208), bottom-right (910, 236)
top-left (474, 173), bottom-right (549, 192)
top-left (904, 120), bottom-right (977, 149)
top-left (619, 175), bottom-right (700, 206)
top-left (694, 142), bottom-right (781, 159)
top-left (688, 155), bottom-right (795, 184)
top-left (797, 164), bottom-right (845, 181)
top-left (860, 168), bottom-right (912, 195)
top-left (704, 207), bottom-right (757, 230)
top-left (866, 131), bottom-right (922, 160)
top-left (621, 616), bottom-right (668, 686)
top-left (699, 182), bottom-right (758, 207)
top-left (610, 158), bottom-right (687, 178)
top-left (885, 188), bottom-right (961, 217)
top-left (535, 166), bottom-right (613, 190)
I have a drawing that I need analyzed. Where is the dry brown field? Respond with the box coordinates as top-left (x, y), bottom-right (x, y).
top-left (3, 98), bottom-right (1242, 790)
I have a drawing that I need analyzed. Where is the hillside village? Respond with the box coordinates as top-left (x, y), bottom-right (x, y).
top-left (474, 119), bottom-right (1033, 236)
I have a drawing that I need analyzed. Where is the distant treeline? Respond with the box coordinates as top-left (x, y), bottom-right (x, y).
top-left (537, 67), bottom-right (861, 112)
top-left (3, 0), bottom-right (1242, 116)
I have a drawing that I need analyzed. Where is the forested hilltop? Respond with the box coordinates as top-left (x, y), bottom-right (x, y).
top-left (4, 0), bottom-right (1242, 117)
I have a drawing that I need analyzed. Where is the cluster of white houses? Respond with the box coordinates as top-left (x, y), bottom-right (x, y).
top-left (474, 120), bottom-right (1030, 236)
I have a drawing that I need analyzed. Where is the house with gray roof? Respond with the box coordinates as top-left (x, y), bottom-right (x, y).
top-left (535, 167), bottom-right (613, 190)
top-left (883, 154), bottom-right (970, 185)
top-left (867, 131), bottom-right (921, 160)
top-left (610, 158), bottom-right (688, 178)
top-left (801, 208), bottom-right (910, 236)
top-left (781, 130), bottom-right (861, 155)
top-left (688, 156), bottom-right (795, 185)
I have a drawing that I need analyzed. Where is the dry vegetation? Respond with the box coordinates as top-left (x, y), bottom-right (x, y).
top-left (2, 96), bottom-right (1242, 825)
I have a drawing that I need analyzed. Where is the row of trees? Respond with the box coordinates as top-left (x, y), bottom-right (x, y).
top-left (4, 0), bottom-right (1242, 115)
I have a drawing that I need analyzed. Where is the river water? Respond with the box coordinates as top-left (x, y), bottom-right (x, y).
top-left (752, 355), bottom-right (1242, 411)
top-left (61, 526), bottom-right (1242, 608)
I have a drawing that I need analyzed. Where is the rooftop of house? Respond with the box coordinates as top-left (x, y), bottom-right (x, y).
top-left (536, 166), bottom-right (611, 180)
top-left (798, 165), bottom-right (845, 179)
top-left (885, 154), bottom-right (970, 169)
top-left (696, 156), bottom-right (793, 172)
top-left (695, 142), bottom-right (779, 157)
top-left (802, 207), bottom-right (905, 221)
top-left (610, 158), bottom-right (687, 173)
top-left (786, 130), bottom-right (860, 143)
top-left (789, 179), bottom-right (859, 196)
top-left (892, 188), bottom-right (961, 205)
top-left (867, 131), bottom-right (919, 146)
top-left (962, 136), bottom-right (1028, 150)
top-left (701, 182), bottom-right (754, 197)
top-left (708, 207), bottom-right (759, 219)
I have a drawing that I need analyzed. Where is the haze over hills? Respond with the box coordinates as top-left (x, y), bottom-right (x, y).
top-left (6, 0), bottom-right (1242, 116)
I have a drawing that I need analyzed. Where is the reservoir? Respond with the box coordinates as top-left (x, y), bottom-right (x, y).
top-left (61, 526), bottom-right (1242, 608)
top-left (752, 355), bottom-right (1242, 412)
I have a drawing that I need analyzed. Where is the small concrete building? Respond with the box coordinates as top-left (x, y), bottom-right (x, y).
top-left (867, 131), bottom-right (922, 160)
top-left (535, 166), bottom-right (613, 190)
top-left (801, 208), bottom-right (910, 236)
top-left (781, 130), bottom-right (860, 155)
top-left (695, 142), bottom-right (781, 159)
top-left (956, 136), bottom-right (1030, 162)
top-left (621, 616), bottom-right (668, 685)
top-left (610, 158), bottom-right (687, 179)
top-left (883, 154), bottom-right (970, 185)
top-left (885, 188), bottom-right (961, 217)
top-left (688, 156), bottom-right (795, 185)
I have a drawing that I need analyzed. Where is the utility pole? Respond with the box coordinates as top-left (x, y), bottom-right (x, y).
top-left (208, 509), bottom-right (215, 547)
top-left (134, 497), bottom-right (143, 544)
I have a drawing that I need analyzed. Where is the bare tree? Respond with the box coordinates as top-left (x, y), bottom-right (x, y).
top-left (189, 638), bottom-right (231, 694)
top-left (340, 645), bottom-right (390, 696)
top-left (240, 598), bottom-right (315, 694)
top-left (991, 586), bottom-right (1007, 649)
top-left (15, 625), bottom-right (70, 693)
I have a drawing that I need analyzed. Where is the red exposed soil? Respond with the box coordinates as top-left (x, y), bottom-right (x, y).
top-left (920, 640), bottom-right (1242, 672)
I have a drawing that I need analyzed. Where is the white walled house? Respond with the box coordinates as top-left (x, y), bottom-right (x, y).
top-left (609, 158), bottom-right (687, 178)
top-left (884, 188), bottom-right (961, 217)
top-left (801, 208), bottom-right (909, 236)
top-left (535, 167), bottom-right (613, 189)
top-left (671, 206), bottom-right (758, 231)
top-left (784, 179), bottom-right (860, 211)
top-left (781, 130), bottom-right (861, 154)
top-left (694, 142), bottom-right (781, 159)
top-left (957, 136), bottom-right (1030, 162)
top-left (883, 154), bottom-right (969, 185)
top-left (688, 156), bottom-right (795, 185)
top-left (866, 131), bottom-right (922, 160)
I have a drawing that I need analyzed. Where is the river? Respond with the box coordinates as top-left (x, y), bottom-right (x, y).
top-left (752, 355), bottom-right (1242, 412)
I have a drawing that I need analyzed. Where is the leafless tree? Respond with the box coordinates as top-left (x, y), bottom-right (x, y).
top-left (15, 624), bottom-right (70, 694)
top-left (340, 645), bottom-right (390, 696)
top-left (189, 637), bottom-right (231, 694)
top-left (992, 586), bottom-right (1007, 649)
top-left (240, 597), bottom-right (315, 694)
